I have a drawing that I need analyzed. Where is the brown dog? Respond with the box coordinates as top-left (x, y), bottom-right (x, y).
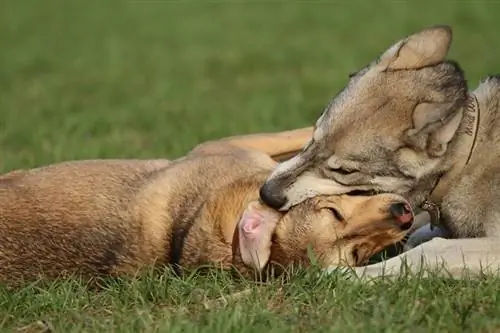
top-left (0, 128), bottom-right (414, 286)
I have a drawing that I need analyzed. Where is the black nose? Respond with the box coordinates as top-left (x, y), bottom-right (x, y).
top-left (389, 202), bottom-right (413, 230)
top-left (259, 182), bottom-right (288, 210)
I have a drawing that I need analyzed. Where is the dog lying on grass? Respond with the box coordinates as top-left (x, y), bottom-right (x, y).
top-left (0, 127), bottom-right (414, 286)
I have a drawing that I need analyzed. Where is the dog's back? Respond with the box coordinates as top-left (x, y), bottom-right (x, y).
top-left (0, 147), bottom-right (276, 284)
top-left (0, 159), bottom-right (173, 282)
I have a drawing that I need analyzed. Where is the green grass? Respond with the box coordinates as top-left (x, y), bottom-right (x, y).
top-left (2, 1), bottom-right (500, 331)
top-left (4, 267), bottom-right (500, 333)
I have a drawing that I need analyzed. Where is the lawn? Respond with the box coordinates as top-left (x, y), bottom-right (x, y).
top-left (2, 1), bottom-right (500, 332)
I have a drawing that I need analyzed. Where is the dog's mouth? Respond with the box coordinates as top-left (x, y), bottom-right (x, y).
top-left (352, 248), bottom-right (361, 265)
top-left (343, 202), bottom-right (414, 266)
top-left (348, 228), bottom-right (410, 266)
top-left (345, 243), bottom-right (377, 267)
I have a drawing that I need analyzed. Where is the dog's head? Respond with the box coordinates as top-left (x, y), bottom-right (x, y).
top-left (259, 25), bottom-right (468, 210)
top-left (233, 193), bottom-right (414, 278)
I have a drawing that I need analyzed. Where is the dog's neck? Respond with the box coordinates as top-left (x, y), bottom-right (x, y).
top-left (421, 93), bottom-right (481, 224)
top-left (169, 171), bottom-right (271, 277)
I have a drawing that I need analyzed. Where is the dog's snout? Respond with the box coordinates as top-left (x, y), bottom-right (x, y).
top-left (259, 182), bottom-right (288, 210)
top-left (389, 202), bottom-right (413, 230)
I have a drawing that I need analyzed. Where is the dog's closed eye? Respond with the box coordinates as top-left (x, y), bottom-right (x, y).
top-left (347, 190), bottom-right (377, 196)
top-left (327, 207), bottom-right (344, 221)
top-left (328, 167), bottom-right (357, 176)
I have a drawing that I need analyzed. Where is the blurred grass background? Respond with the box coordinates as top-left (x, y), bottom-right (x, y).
top-left (2, 1), bottom-right (499, 171)
top-left (2, 1), bottom-right (500, 332)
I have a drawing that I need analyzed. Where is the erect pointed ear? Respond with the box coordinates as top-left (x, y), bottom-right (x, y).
top-left (378, 25), bottom-right (452, 70)
top-left (237, 201), bottom-right (282, 271)
top-left (405, 101), bottom-right (464, 157)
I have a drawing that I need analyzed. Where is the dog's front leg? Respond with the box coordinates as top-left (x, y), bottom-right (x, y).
top-left (189, 127), bottom-right (313, 161)
top-left (327, 237), bottom-right (500, 279)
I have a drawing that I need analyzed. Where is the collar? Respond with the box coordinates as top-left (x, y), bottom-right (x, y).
top-left (421, 93), bottom-right (480, 228)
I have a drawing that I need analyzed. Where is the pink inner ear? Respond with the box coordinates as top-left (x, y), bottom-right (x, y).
top-left (237, 202), bottom-right (281, 271)
top-left (242, 211), bottom-right (263, 234)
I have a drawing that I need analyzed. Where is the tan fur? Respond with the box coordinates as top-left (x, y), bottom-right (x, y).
top-left (0, 127), bottom-right (411, 286)
top-left (260, 25), bottom-right (500, 279)
top-left (268, 195), bottom-right (409, 268)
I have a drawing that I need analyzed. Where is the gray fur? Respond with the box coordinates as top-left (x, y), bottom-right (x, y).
top-left (261, 25), bottom-right (500, 278)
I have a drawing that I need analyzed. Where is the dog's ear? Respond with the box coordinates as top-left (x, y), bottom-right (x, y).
top-left (237, 202), bottom-right (282, 271)
top-left (405, 101), bottom-right (464, 156)
top-left (378, 25), bottom-right (452, 70)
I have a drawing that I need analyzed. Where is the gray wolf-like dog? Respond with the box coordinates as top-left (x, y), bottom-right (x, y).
top-left (259, 25), bottom-right (500, 279)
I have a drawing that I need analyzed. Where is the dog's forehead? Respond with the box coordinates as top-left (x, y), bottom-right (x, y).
top-left (314, 54), bottom-right (466, 146)
top-left (290, 197), bottom-right (320, 213)
top-left (315, 82), bottom-right (403, 136)
top-left (279, 201), bottom-right (320, 233)
top-left (309, 59), bottom-right (469, 164)
top-left (312, 84), bottom-right (414, 160)
top-left (314, 115), bottom-right (397, 162)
